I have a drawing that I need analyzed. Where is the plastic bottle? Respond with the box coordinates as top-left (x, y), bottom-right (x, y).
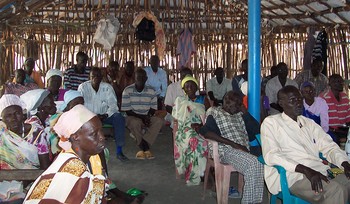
top-left (345, 129), bottom-right (350, 159)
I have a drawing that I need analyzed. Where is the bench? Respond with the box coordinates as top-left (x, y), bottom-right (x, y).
top-left (0, 169), bottom-right (44, 181)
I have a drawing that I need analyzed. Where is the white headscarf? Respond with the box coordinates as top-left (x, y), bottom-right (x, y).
top-left (45, 69), bottom-right (63, 86)
top-left (20, 89), bottom-right (50, 115)
top-left (59, 90), bottom-right (83, 111)
top-left (0, 94), bottom-right (25, 116)
top-left (53, 104), bottom-right (96, 151)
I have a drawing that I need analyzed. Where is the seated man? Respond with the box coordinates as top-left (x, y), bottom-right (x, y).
top-left (121, 69), bottom-right (164, 160)
top-left (265, 62), bottom-right (298, 115)
top-left (261, 85), bottom-right (350, 204)
top-left (232, 59), bottom-right (248, 97)
top-left (295, 57), bottom-right (328, 96)
top-left (78, 67), bottom-right (128, 162)
top-left (4, 69), bottom-right (38, 96)
top-left (199, 91), bottom-right (264, 204)
top-left (319, 74), bottom-right (350, 144)
top-left (144, 55), bottom-right (168, 110)
top-left (104, 61), bottom-right (120, 99)
top-left (206, 67), bottom-right (232, 106)
top-left (118, 61), bottom-right (135, 108)
top-left (64, 51), bottom-right (91, 90)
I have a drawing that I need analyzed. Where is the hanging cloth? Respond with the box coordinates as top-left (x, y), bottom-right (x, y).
top-left (303, 30), bottom-right (316, 70)
top-left (132, 11), bottom-right (166, 60)
top-left (312, 29), bottom-right (328, 76)
top-left (93, 16), bottom-right (120, 50)
top-left (176, 28), bottom-right (196, 69)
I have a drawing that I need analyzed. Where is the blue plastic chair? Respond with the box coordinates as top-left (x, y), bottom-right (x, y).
top-left (255, 134), bottom-right (310, 204)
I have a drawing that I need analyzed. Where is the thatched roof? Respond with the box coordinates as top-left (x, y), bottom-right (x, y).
top-left (1, 0), bottom-right (350, 37)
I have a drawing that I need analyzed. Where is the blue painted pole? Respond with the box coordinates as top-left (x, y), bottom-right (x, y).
top-left (248, 0), bottom-right (261, 122)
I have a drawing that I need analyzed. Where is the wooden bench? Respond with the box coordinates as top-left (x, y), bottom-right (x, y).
top-left (0, 169), bottom-right (44, 181)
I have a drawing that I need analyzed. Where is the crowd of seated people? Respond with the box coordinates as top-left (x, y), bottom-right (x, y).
top-left (1, 52), bottom-right (350, 204)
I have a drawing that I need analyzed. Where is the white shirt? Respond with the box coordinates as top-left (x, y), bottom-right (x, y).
top-left (164, 81), bottom-right (184, 106)
top-left (303, 97), bottom-right (329, 132)
top-left (78, 81), bottom-right (119, 117)
top-left (261, 113), bottom-right (349, 194)
top-left (265, 76), bottom-right (298, 104)
top-left (206, 77), bottom-right (232, 100)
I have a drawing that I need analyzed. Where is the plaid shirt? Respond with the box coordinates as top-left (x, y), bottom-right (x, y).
top-left (294, 70), bottom-right (328, 96)
top-left (206, 107), bottom-right (249, 152)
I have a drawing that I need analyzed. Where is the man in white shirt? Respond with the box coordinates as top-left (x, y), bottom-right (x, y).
top-left (265, 62), bottom-right (298, 115)
top-left (78, 67), bottom-right (128, 162)
top-left (261, 85), bottom-right (350, 204)
top-left (144, 55), bottom-right (168, 110)
top-left (206, 67), bottom-right (232, 106)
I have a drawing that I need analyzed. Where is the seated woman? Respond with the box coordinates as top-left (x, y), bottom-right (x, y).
top-left (21, 89), bottom-right (57, 160)
top-left (60, 89), bottom-right (85, 112)
top-left (172, 75), bottom-right (209, 185)
top-left (300, 82), bottom-right (334, 139)
top-left (44, 90), bottom-right (85, 158)
top-left (50, 90), bottom-right (128, 199)
top-left (24, 105), bottom-right (144, 204)
top-left (45, 69), bottom-right (67, 110)
top-left (0, 94), bottom-right (50, 202)
top-left (3, 69), bottom-right (38, 96)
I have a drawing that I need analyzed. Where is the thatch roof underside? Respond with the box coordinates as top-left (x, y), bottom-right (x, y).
top-left (1, 0), bottom-right (350, 36)
top-left (0, 0), bottom-right (350, 87)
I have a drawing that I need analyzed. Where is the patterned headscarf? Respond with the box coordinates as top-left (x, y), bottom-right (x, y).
top-left (53, 104), bottom-right (96, 151)
top-left (0, 94), bottom-right (25, 116)
top-left (181, 75), bottom-right (199, 88)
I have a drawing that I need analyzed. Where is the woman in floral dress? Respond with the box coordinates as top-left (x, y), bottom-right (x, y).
top-left (172, 75), bottom-right (210, 185)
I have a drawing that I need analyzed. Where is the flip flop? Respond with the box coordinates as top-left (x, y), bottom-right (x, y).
top-left (135, 151), bottom-right (145, 160)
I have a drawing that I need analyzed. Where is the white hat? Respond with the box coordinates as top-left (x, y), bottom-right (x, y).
top-left (0, 94), bottom-right (25, 116)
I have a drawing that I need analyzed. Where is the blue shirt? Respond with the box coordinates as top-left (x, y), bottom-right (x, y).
top-left (144, 67), bottom-right (168, 97)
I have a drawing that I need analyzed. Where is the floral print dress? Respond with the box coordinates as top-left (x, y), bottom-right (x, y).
top-left (172, 96), bottom-right (208, 185)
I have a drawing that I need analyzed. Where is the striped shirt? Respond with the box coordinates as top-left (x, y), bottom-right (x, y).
top-left (319, 90), bottom-right (350, 128)
top-left (63, 66), bottom-right (91, 90)
top-left (121, 84), bottom-right (157, 115)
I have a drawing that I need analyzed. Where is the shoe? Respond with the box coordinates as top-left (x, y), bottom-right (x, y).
top-left (117, 153), bottom-right (129, 162)
top-left (144, 150), bottom-right (155, 159)
top-left (136, 151), bottom-right (145, 160)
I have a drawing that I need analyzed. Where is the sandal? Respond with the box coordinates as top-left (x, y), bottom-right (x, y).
top-left (144, 151), bottom-right (155, 159)
top-left (135, 151), bottom-right (145, 160)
